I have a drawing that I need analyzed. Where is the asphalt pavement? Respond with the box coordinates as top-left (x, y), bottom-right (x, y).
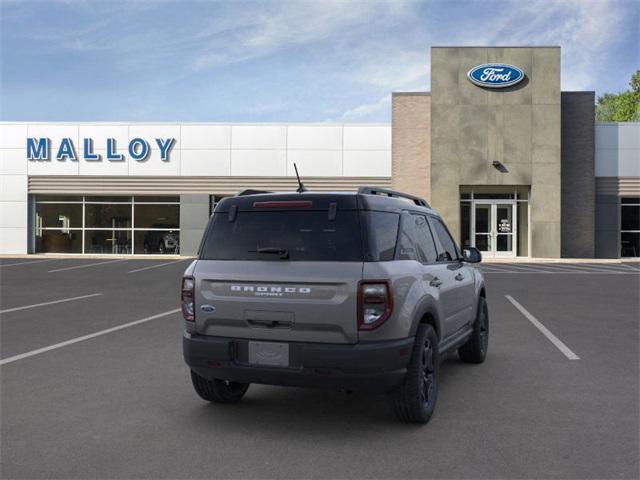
top-left (1, 258), bottom-right (638, 479)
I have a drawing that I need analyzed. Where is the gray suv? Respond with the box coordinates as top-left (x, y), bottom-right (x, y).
top-left (182, 187), bottom-right (488, 423)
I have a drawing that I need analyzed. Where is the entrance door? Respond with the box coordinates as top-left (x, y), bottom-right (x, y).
top-left (472, 201), bottom-right (517, 257)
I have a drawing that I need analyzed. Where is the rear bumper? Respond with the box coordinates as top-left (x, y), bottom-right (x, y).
top-left (183, 333), bottom-right (414, 393)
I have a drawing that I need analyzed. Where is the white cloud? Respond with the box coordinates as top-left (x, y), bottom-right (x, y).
top-left (339, 94), bottom-right (391, 121)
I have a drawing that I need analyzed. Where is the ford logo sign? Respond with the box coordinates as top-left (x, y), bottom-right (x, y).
top-left (467, 63), bottom-right (524, 88)
top-left (200, 304), bottom-right (216, 313)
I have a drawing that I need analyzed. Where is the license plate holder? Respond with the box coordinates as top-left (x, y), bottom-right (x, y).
top-left (248, 341), bottom-right (290, 367)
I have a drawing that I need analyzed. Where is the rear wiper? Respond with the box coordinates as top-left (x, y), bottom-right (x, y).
top-left (250, 247), bottom-right (290, 259)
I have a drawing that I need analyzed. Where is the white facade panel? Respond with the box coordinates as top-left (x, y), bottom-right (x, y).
top-left (181, 125), bottom-right (231, 149)
top-left (0, 149), bottom-right (27, 175)
top-left (181, 150), bottom-right (231, 176)
top-left (595, 148), bottom-right (618, 176)
top-left (128, 124), bottom-right (181, 146)
top-left (128, 149), bottom-right (181, 176)
top-left (0, 174), bottom-right (28, 201)
top-left (287, 150), bottom-right (343, 176)
top-left (27, 158), bottom-right (80, 176)
top-left (0, 227), bottom-right (27, 254)
top-left (343, 150), bottom-right (392, 177)
top-left (287, 126), bottom-right (342, 150)
top-left (0, 124), bottom-right (28, 149)
top-left (78, 151), bottom-right (129, 176)
top-left (231, 150), bottom-right (287, 176)
top-left (231, 125), bottom-right (287, 149)
top-left (0, 201), bottom-right (27, 228)
top-left (343, 126), bottom-right (391, 150)
top-left (595, 124), bottom-right (618, 150)
top-left (619, 148), bottom-right (640, 177)
top-left (78, 125), bottom-right (129, 154)
top-left (27, 124), bottom-right (79, 149)
top-left (595, 123), bottom-right (640, 178)
top-left (618, 123), bottom-right (640, 149)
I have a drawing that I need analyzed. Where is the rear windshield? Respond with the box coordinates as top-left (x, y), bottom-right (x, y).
top-left (200, 210), bottom-right (363, 261)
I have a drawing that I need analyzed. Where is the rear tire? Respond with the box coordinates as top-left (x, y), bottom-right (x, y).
top-left (389, 324), bottom-right (438, 424)
top-left (190, 370), bottom-right (249, 404)
top-left (458, 296), bottom-right (489, 364)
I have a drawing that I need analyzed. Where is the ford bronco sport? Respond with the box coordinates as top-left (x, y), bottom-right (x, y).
top-left (182, 187), bottom-right (488, 423)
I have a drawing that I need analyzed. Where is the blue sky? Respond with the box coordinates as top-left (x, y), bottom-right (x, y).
top-left (1, 0), bottom-right (638, 122)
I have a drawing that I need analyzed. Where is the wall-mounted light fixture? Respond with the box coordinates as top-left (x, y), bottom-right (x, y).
top-left (492, 161), bottom-right (509, 173)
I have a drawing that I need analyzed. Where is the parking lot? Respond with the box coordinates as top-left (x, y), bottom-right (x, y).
top-left (1, 257), bottom-right (638, 479)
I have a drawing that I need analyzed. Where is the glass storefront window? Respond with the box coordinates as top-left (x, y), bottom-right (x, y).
top-left (134, 204), bottom-right (179, 229)
top-left (134, 231), bottom-right (180, 254)
top-left (460, 203), bottom-right (471, 248)
top-left (36, 203), bottom-right (82, 229)
top-left (134, 195), bottom-right (179, 203)
top-left (621, 232), bottom-right (639, 258)
top-left (85, 203), bottom-right (132, 229)
top-left (621, 198), bottom-right (640, 257)
top-left (35, 230), bottom-right (82, 253)
top-left (621, 204), bottom-right (639, 231)
top-left (84, 196), bottom-right (132, 203)
top-left (34, 195), bottom-right (181, 254)
top-left (84, 230), bottom-right (132, 254)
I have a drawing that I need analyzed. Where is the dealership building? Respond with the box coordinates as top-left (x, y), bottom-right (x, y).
top-left (0, 46), bottom-right (638, 258)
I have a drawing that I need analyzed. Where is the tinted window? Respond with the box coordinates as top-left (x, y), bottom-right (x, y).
top-left (621, 205), bottom-right (640, 231)
top-left (200, 211), bottom-right (363, 261)
top-left (396, 213), bottom-right (437, 263)
top-left (365, 211), bottom-right (399, 261)
top-left (413, 214), bottom-right (438, 263)
top-left (397, 214), bottom-right (420, 261)
top-left (430, 217), bottom-right (459, 261)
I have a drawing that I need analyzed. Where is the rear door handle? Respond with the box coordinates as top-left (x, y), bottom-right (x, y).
top-left (429, 277), bottom-right (442, 288)
top-left (455, 273), bottom-right (465, 281)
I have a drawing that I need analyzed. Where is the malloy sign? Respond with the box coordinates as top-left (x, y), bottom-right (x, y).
top-left (26, 137), bottom-right (176, 162)
top-left (467, 63), bottom-right (525, 88)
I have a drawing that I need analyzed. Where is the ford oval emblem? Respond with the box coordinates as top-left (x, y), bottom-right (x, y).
top-left (200, 304), bottom-right (216, 313)
top-left (467, 63), bottom-right (524, 88)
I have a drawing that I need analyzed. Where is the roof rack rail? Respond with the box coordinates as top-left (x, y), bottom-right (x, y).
top-left (237, 189), bottom-right (272, 196)
top-left (358, 186), bottom-right (430, 208)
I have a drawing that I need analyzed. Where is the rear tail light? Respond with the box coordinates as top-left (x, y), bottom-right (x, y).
top-left (358, 280), bottom-right (393, 330)
top-left (181, 276), bottom-right (195, 321)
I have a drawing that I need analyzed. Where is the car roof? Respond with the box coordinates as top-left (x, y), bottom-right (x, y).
top-left (215, 191), bottom-right (438, 216)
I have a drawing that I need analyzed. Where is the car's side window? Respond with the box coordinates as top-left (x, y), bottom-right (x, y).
top-left (397, 213), bottom-right (420, 261)
top-left (396, 213), bottom-right (438, 264)
top-left (429, 217), bottom-right (459, 262)
top-left (412, 214), bottom-right (438, 263)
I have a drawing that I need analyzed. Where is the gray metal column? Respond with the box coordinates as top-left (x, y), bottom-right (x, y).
top-left (179, 195), bottom-right (210, 256)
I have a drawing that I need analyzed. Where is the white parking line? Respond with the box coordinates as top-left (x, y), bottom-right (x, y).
top-left (505, 295), bottom-right (580, 360)
top-left (127, 259), bottom-right (186, 274)
top-left (538, 263), bottom-right (627, 273)
top-left (0, 308), bottom-right (181, 366)
top-left (48, 259), bottom-right (127, 273)
top-left (0, 259), bottom-right (57, 268)
top-left (0, 293), bottom-right (103, 315)
top-left (488, 264), bottom-right (557, 273)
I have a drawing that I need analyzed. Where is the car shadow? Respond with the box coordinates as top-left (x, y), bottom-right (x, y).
top-left (180, 354), bottom-right (472, 436)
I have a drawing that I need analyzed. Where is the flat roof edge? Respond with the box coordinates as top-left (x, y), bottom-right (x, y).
top-left (431, 45), bottom-right (561, 48)
top-left (392, 92), bottom-right (431, 96)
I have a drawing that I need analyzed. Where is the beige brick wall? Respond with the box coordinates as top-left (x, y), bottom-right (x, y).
top-left (391, 93), bottom-right (431, 202)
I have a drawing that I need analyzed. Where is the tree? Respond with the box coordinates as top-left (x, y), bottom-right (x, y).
top-left (596, 70), bottom-right (640, 122)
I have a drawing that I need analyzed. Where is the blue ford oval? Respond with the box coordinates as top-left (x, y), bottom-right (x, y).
top-left (467, 63), bottom-right (525, 88)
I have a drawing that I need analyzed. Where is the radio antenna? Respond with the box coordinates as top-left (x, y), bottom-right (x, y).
top-left (293, 163), bottom-right (307, 193)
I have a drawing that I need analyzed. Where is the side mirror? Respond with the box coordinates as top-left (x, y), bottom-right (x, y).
top-left (462, 247), bottom-right (482, 263)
